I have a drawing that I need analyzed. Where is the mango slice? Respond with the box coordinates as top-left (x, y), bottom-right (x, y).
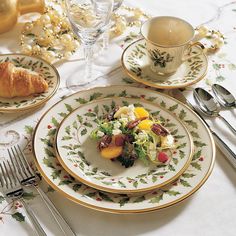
top-left (134, 107), bottom-right (149, 119)
top-left (100, 145), bottom-right (123, 159)
top-left (138, 119), bottom-right (153, 130)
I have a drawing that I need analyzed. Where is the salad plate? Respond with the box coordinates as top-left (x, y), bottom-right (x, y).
top-left (122, 39), bottom-right (208, 89)
top-left (33, 85), bottom-right (215, 213)
top-left (55, 97), bottom-right (193, 193)
top-left (0, 54), bottom-right (60, 113)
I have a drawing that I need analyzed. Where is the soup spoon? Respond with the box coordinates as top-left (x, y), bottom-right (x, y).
top-left (193, 87), bottom-right (236, 134)
top-left (212, 84), bottom-right (236, 108)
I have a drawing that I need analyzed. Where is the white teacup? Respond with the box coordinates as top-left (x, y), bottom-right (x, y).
top-left (141, 16), bottom-right (204, 75)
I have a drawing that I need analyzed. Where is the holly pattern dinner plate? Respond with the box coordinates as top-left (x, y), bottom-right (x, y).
top-left (0, 54), bottom-right (60, 113)
top-left (122, 39), bottom-right (208, 89)
top-left (33, 86), bottom-right (215, 213)
top-left (56, 97), bottom-right (193, 193)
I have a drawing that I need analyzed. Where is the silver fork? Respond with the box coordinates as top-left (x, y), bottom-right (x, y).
top-left (0, 160), bottom-right (47, 236)
top-left (8, 145), bottom-right (76, 236)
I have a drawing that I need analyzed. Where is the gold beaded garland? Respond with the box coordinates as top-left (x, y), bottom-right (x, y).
top-left (20, 1), bottom-right (224, 63)
top-left (196, 25), bottom-right (225, 54)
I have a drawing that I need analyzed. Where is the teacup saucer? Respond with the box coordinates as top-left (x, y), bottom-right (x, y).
top-left (122, 39), bottom-right (208, 89)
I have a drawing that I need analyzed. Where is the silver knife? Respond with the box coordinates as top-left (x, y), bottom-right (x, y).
top-left (170, 89), bottom-right (236, 169)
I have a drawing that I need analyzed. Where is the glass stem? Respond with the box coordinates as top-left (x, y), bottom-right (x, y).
top-left (103, 25), bottom-right (110, 50)
top-left (84, 44), bottom-right (93, 79)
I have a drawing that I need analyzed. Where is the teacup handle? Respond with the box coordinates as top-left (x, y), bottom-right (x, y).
top-left (182, 42), bottom-right (205, 61)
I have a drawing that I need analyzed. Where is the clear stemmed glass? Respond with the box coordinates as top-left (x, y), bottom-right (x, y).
top-left (102, 0), bottom-right (123, 50)
top-left (65, 0), bottom-right (113, 87)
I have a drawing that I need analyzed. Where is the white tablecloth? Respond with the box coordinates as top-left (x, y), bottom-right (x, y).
top-left (0, 0), bottom-right (236, 235)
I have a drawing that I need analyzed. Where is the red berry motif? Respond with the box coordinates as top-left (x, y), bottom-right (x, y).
top-left (158, 152), bottom-right (169, 163)
top-left (47, 125), bottom-right (52, 129)
top-left (199, 157), bottom-right (204, 161)
top-left (96, 198), bottom-right (102, 201)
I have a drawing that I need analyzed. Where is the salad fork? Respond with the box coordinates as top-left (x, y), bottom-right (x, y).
top-left (0, 160), bottom-right (47, 236)
top-left (8, 145), bottom-right (76, 236)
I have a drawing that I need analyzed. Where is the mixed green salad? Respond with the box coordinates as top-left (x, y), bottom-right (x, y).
top-left (90, 104), bottom-right (175, 168)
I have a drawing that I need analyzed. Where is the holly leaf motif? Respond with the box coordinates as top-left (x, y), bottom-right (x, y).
top-left (182, 173), bottom-right (196, 178)
top-left (72, 183), bottom-right (82, 191)
top-left (177, 143), bottom-right (187, 149)
top-left (58, 180), bottom-right (73, 185)
top-left (89, 92), bottom-right (102, 101)
top-left (43, 158), bottom-right (54, 168)
top-left (119, 197), bottom-right (130, 207)
top-left (160, 101), bottom-right (166, 108)
top-left (179, 150), bottom-right (185, 159)
top-left (194, 141), bottom-right (207, 147)
top-left (180, 179), bottom-right (191, 187)
top-left (165, 190), bottom-right (181, 196)
top-left (65, 103), bottom-right (73, 112)
top-left (133, 181), bottom-right (138, 188)
top-left (192, 150), bottom-right (202, 161)
top-left (84, 112), bottom-right (96, 117)
top-left (172, 158), bottom-right (178, 165)
top-left (168, 164), bottom-right (175, 171)
top-left (190, 131), bottom-right (200, 139)
top-left (185, 120), bottom-right (198, 129)
top-left (99, 192), bottom-right (113, 202)
top-left (191, 162), bottom-right (201, 170)
top-left (51, 117), bottom-right (59, 127)
top-left (122, 77), bottom-right (134, 84)
top-left (24, 125), bottom-right (33, 135)
top-left (81, 128), bottom-right (87, 136)
top-left (179, 109), bottom-right (187, 120)
top-left (12, 212), bottom-right (25, 222)
top-left (168, 104), bottom-right (178, 112)
top-left (51, 169), bottom-right (61, 180)
top-left (140, 178), bottom-right (147, 184)
top-left (85, 192), bottom-right (96, 198)
top-left (152, 175), bottom-right (157, 183)
top-left (171, 129), bottom-right (178, 135)
top-left (119, 90), bottom-right (127, 97)
top-left (133, 196), bottom-right (145, 203)
top-left (76, 97), bottom-right (87, 104)
top-left (118, 181), bottom-right (126, 188)
top-left (149, 194), bottom-right (163, 203)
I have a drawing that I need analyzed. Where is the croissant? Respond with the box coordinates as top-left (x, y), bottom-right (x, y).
top-left (0, 62), bottom-right (48, 98)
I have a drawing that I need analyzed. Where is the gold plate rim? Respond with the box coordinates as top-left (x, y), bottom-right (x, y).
top-left (121, 39), bottom-right (208, 90)
top-left (32, 85), bottom-right (215, 214)
top-left (0, 53), bottom-right (60, 113)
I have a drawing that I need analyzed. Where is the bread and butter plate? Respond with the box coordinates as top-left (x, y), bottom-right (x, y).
top-left (0, 54), bottom-right (60, 113)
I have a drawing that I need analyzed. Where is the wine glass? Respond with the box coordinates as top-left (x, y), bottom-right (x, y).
top-left (65, 0), bottom-right (113, 87)
top-left (103, 0), bottom-right (123, 50)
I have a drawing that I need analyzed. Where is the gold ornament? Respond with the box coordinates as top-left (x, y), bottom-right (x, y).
top-left (0, 0), bottom-right (45, 34)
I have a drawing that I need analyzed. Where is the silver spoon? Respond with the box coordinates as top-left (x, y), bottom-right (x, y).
top-left (193, 87), bottom-right (236, 134)
top-left (212, 84), bottom-right (236, 108)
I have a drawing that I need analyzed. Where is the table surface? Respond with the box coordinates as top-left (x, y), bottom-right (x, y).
top-left (0, 0), bottom-right (236, 235)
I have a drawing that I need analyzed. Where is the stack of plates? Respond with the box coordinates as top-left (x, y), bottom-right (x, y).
top-left (33, 85), bottom-right (215, 213)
